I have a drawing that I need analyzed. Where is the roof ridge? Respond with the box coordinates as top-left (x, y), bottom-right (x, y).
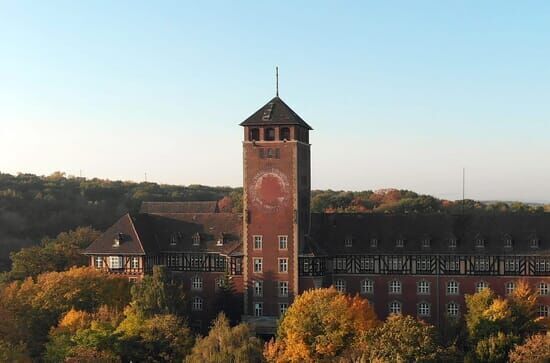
top-left (127, 213), bottom-right (146, 254)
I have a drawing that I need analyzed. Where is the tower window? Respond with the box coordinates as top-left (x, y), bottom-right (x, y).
top-left (280, 127), bottom-right (290, 140)
top-left (254, 302), bottom-right (263, 317)
top-left (279, 258), bottom-right (288, 273)
top-left (278, 235), bottom-right (288, 250)
top-left (253, 280), bottom-right (263, 297)
top-left (265, 128), bottom-right (275, 141)
top-left (253, 235), bottom-right (263, 250)
top-left (253, 258), bottom-right (263, 273)
top-left (249, 128), bottom-right (259, 141)
top-left (278, 281), bottom-right (289, 297)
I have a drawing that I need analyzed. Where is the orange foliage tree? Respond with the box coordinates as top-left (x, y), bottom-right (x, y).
top-left (264, 288), bottom-right (378, 363)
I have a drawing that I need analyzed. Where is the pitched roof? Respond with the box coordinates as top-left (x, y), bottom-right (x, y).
top-left (239, 96), bottom-right (313, 130)
top-left (140, 201), bottom-right (219, 214)
top-left (308, 213), bottom-right (550, 256)
top-left (83, 214), bottom-right (146, 255)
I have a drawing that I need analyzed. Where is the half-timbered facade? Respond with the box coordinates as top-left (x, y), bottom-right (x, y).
top-left (84, 95), bottom-right (550, 333)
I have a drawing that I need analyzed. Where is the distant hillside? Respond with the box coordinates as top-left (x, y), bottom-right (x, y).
top-left (0, 172), bottom-right (548, 271)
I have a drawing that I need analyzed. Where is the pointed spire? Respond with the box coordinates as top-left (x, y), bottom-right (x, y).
top-left (276, 66), bottom-right (279, 97)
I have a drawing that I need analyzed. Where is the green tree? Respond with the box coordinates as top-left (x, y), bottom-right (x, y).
top-left (359, 314), bottom-right (442, 362)
top-left (210, 274), bottom-right (241, 325)
top-left (186, 313), bottom-right (263, 363)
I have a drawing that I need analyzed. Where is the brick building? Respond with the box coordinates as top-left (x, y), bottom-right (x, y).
top-left (84, 95), bottom-right (550, 333)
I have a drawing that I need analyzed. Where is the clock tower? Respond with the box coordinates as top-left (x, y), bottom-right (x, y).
top-left (240, 96), bottom-right (312, 332)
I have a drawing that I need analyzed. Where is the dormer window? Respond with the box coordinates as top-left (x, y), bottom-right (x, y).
top-left (217, 233), bottom-right (228, 246)
top-left (475, 235), bottom-right (485, 248)
top-left (396, 238), bottom-right (405, 248)
top-left (370, 238), bottom-right (378, 248)
top-left (113, 233), bottom-right (124, 247)
top-left (170, 234), bottom-right (177, 246)
top-left (448, 238), bottom-right (457, 249)
top-left (421, 237), bottom-right (431, 248)
top-left (345, 237), bottom-right (353, 248)
top-left (503, 235), bottom-right (513, 249)
top-left (192, 233), bottom-right (201, 246)
top-left (530, 237), bottom-right (539, 249)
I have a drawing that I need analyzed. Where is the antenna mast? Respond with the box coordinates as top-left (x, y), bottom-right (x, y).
top-left (276, 66), bottom-right (279, 97)
top-left (462, 168), bottom-right (465, 214)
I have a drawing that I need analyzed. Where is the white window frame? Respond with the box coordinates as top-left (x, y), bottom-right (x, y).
top-left (278, 235), bottom-right (288, 250)
top-left (538, 305), bottom-right (549, 318)
top-left (109, 256), bottom-right (122, 269)
top-left (370, 238), bottom-right (378, 248)
top-left (447, 302), bottom-right (459, 317)
top-left (279, 303), bottom-right (288, 316)
top-left (253, 258), bottom-right (263, 273)
top-left (448, 238), bottom-right (457, 249)
top-left (253, 280), bottom-right (263, 297)
top-left (278, 258), bottom-right (288, 273)
top-left (278, 281), bottom-right (289, 297)
top-left (254, 302), bottom-right (263, 317)
top-left (95, 256), bottom-right (103, 268)
top-left (417, 280), bottom-right (430, 295)
top-left (345, 237), bottom-right (353, 248)
top-left (421, 238), bottom-right (430, 248)
top-left (335, 279), bottom-right (346, 293)
top-left (538, 282), bottom-right (549, 296)
top-left (361, 279), bottom-right (374, 294)
top-left (396, 239), bottom-right (404, 248)
top-left (418, 302), bottom-right (431, 317)
top-left (191, 275), bottom-right (203, 291)
top-left (389, 300), bottom-right (402, 314)
top-left (130, 256), bottom-right (139, 269)
top-left (447, 280), bottom-right (459, 295)
top-left (476, 281), bottom-right (489, 293)
top-left (505, 281), bottom-right (516, 295)
top-left (389, 280), bottom-right (402, 294)
top-left (253, 235), bottom-right (263, 250)
top-left (192, 296), bottom-right (203, 311)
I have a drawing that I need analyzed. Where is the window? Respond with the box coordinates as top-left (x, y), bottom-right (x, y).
top-left (447, 281), bottom-right (459, 295)
top-left (475, 236), bottom-right (485, 248)
top-left (249, 128), bottom-right (259, 141)
top-left (253, 280), bottom-right (263, 297)
top-left (278, 235), bottom-right (288, 250)
top-left (448, 238), bottom-right (457, 249)
top-left (95, 256), bottom-right (103, 268)
top-left (128, 277), bottom-right (137, 283)
top-left (215, 278), bottom-right (224, 290)
top-left (444, 257), bottom-right (460, 272)
top-left (279, 258), bottom-right (288, 273)
top-left (192, 233), bottom-right (201, 246)
top-left (131, 257), bottom-right (139, 269)
top-left (421, 238), bottom-right (430, 248)
top-left (389, 301), bottom-right (402, 314)
top-left (253, 258), bottom-right (263, 273)
top-left (109, 256), bottom-right (122, 269)
top-left (334, 257), bottom-right (346, 271)
top-left (191, 276), bottom-right (203, 290)
top-left (113, 233), bottom-right (123, 247)
top-left (280, 127), bottom-right (290, 140)
top-left (504, 258), bottom-right (520, 273)
top-left (360, 257), bottom-right (375, 272)
top-left (504, 236), bottom-right (513, 248)
top-left (418, 302), bottom-right (431, 317)
top-left (278, 281), bottom-right (289, 297)
top-left (447, 302), bottom-right (459, 317)
top-left (253, 235), bottom-right (263, 250)
top-left (474, 257), bottom-right (490, 272)
top-left (361, 279), bottom-right (374, 294)
top-left (417, 280), bottom-right (430, 295)
top-left (389, 257), bottom-right (403, 272)
top-left (370, 238), bottom-right (378, 248)
top-left (476, 281), bottom-right (489, 293)
top-left (279, 303), bottom-right (288, 316)
top-left (389, 280), bottom-right (402, 294)
top-left (265, 128), bottom-right (275, 141)
top-left (538, 305), bottom-right (549, 318)
top-left (396, 239), bottom-right (404, 248)
top-left (345, 237), bottom-right (353, 248)
top-left (505, 282), bottom-right (516, 295)
top-left (416, 256), bottom-right (432, 273)
top-left (192, 297), bottom-right (203, 311)
top-left (254, 302), bottom-right (263, 317)
top-left (530, 238), bottom-right (539, 249)
top-left (539, 282), bottom-right (549, 296)
top-left (535, 258), bottom-right (550, 273)
top-left (335, 279), bottom-right (346, 293)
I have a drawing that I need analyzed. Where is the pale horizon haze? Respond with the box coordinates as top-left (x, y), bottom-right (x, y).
top-left (1, 1), bottom-right (549, 203)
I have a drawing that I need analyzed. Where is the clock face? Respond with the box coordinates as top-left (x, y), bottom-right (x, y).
top-left (250, 169), bottom-right (289, 210)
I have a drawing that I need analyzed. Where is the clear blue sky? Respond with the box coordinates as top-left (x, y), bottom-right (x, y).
top-left (1, 1), bottom-right (549, 202)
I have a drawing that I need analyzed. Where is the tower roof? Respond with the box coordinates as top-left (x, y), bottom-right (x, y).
top-left (239, 96), bottom-right (313, 130)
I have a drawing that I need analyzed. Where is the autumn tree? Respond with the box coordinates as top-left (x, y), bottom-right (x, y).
top-left (264, 288), bottom-right (378, 362)
top-left (186, 313), bottom-right (264, 363)
top-left (358, 314), bottom-right (442, 362)
top-left (508, 333), bottom-right (550, 363)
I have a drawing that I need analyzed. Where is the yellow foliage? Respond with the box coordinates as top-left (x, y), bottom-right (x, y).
top-left (56, 309), bottom-right (93, 334)
top-left (482, 298), bottom-right (511, 322)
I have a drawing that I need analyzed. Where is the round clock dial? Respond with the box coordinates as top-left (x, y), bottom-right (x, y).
top-left (250, 169), bottom-right (289, 210)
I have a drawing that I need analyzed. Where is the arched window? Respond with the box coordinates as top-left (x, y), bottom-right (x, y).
top-left (335, 279), bottom-right (346, 293)
top-left (417, 280), bottom-right (430, 295)
top-left (538, 305), bottom-right (549, 318)
top-left (280, 127), bottom-right (290, 140)
top-left (476, 281), bottom-right (489, 293)
top-left (447, 302), bottom-right (459, 317)
top-left (447, 280), bottom-right (459, 295)
top-left (417, 302), bottom-right (431, 317)
top-left (265, 127), bottom-right (275, 141)
top-left (249, 128), bottom-right (259, 141)
top-left (361, 279), bottom-right (374, 294)
top-left (389, 301), bottom-right (402, 314)
top-left (389, 280), bottom-right (402, 294)
top-left (505, 282), bottom-right (516, 295)
top-left (191, 275), bottom-right (203, 291)
top-left (192, 297), bottom-right (203, 311)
